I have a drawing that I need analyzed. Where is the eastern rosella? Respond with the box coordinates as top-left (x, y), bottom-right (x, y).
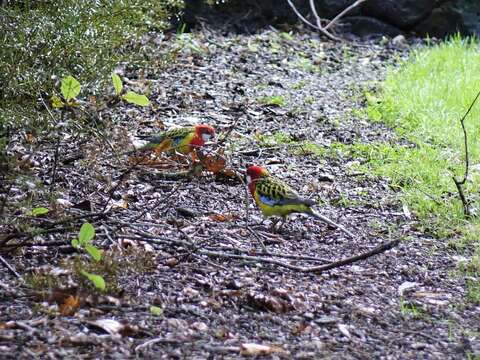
top-left (135, 124), bottom-right (215, 155)
top-left (246, 165), bottom-right (354, 238)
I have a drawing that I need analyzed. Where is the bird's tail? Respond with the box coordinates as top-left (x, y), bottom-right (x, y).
top-left (307, 208), bottom-right (355, 239)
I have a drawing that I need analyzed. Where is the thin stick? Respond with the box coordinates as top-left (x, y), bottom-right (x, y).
top-left (122, 232), bottom-right (399, 274)
top-left (298, 238), bottom-right (399, 272)
top-left (324, 0), bottom-right (367, 31)
top-left (217, 117), bottom-right (241, 146)
top-left (49, 135), bottom-right (61, 193)
top-left (452, 88), bottom-right (480, 217)
top-left (201, 239), bottom-right (399, 273)
top-left (190, 253), bottom-right (230, 272)
top-left (456, 89), bottom-right (480, 185)
top-left (0, 254), bottom-right (21, 278)
top-left (310, 209), bottom-right (355, 238)
top-left (285, 0), bottom-right (340, 41)
top-left (309, 0), bottom-right (323, 29)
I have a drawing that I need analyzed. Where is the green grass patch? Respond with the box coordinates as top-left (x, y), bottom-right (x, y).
top-left (258, 95), bottom-right (286, 107)
top-left (365, 36), bottom-right (480, 241)
top-left (399, 299), bottom-right (425, 319)
top-left (362, 35), bottom-right (480, 297)
top-left (256, 131), bottom-right (293, 147)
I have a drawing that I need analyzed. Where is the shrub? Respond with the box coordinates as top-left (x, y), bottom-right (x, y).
top-left (0, 0), bottom-right (183, 101)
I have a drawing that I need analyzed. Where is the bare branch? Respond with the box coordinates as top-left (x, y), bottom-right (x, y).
top-left (285, 0), bottom-right (340, 41)
top-left (298, 238), bottom-right (399, 273)
top-left (121, 229), bottom-right (399, 275)
top-left (287, 0), bottom-right (369, 41)
top-left (457, 89), bottom-right (480, 185)
top-left (0, 254), bottom-right (21, 278)
top-left (452, 88), bottom-right (480, 217)
top-left (309, 0), bottom-right (323, 29)
top-left (324, 0), bottom-right (367, 31)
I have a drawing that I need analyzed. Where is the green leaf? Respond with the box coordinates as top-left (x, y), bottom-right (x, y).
top-left (71, 238), bottom-right (80, 248)
top-left (61, 75), bottom-right (81, 100)
top-left (259, 95), bottom-right (285, 107)
top-left (122, 91), bottom-right (150, 106)
top-left (78, 222), bottom-right (95, 245)
top-left (31, 207), bottom-right (49, 216)
top-left (80, 270), bottom-right (105, 291)
top-left (85, 244), bottom-right (102, 262)
top-left (111, 73), bottom-right (123, 96)
top-left (149, 305), bottom-right (163, 316)
top-left (51, 95), bottom-right (64, 109)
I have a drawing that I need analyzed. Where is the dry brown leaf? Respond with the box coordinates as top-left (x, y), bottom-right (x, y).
top-left (240, 343), bottom-right (283, 356)
top-left (209, 213), bottom-right (238, 222)
top-left (291, 322), bottom-right (310, 336)
top-left (219, 168), bottom-right (237, 178)
top-left (215, 327), bottom-right (234, 340)
top-left (165, 257), bottom-right (179, 267)
top-left (245, 291), bottom-right (294, 314)
top-left (110, 199), bottom-right (128, 209)
top-left (86, 319), bottom-right (136, 337)
top-left (88, 319), bottom-right (123, 335)
top-left (25, 133), bottom-right (36, 144)
top-left (238, 228), bottom-right (249, 237)
top-left (200, 153), bottom-right (226, 174)
top-left (59, 295), bottom-right (81, 316)
top-left (47, 287), bottom-right (78, 306)
top-left (154, 120), bottom-right (165, 129)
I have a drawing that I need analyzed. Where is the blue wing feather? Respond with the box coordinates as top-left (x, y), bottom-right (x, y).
top-left (172, 136), bottom-right (183, 146)
top-left (259, 194), bottom-right (288, 206)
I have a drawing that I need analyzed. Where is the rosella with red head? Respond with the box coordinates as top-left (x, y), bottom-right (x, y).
top-left (138, 124), bottom-right (215, 155)
top-left (246, 165), bottom-right (353, 237)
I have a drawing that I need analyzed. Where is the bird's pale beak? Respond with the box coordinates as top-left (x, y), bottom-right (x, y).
top-left (202, 133), bottom-right (214, 143)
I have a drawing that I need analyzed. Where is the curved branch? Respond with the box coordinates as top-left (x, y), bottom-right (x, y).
top-left (324, 0), bottom-right (367, 31)
top-left (285, 0), bottom-right (340, 41)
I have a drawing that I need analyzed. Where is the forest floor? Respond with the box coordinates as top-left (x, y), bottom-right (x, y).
top-left (1, 28), bottom-right (479, 359)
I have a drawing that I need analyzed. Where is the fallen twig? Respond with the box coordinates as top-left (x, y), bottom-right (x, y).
top-left (217, 117), bottom-right (242, 146)
top-left (0, 254), bottom-right (21, 278)
top-left (297, 238), bottom-right (399, 273)
top-left (201, 238), bottom-right (399, 273)
top-left (121, 230), bottom-right (399, 274)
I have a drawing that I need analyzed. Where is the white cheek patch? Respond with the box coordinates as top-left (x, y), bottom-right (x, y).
top-left (201, 133), bottom-right (212, 142)
top-left (246, 175), bottom-right (251, 184)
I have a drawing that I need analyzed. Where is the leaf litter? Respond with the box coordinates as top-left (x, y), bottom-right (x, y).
top-left (1, 27), bottom-right (479, 359)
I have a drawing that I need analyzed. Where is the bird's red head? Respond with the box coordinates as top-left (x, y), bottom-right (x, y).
top-left (246, 165), bottom-right (269, 181)
top-left (194, 124), bottom-right (216, 144)
top-left (246, 165), bottom-right (269, 195)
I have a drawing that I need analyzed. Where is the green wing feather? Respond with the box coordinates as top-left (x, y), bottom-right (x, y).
top-left (253, 173), bottom-right (354, 238)
top-left (253, 175), bottom-right (313, 217)
top-left (142, 126), bottom-right (195, 148)
top-left (255, 176), bottom-right (314, 206)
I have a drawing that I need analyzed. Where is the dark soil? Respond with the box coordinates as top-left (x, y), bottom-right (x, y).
top-left (1, 28), bottom-right (479, 359)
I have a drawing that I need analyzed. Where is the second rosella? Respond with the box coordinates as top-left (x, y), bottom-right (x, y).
top-left (135, 124), bottom-right (215, 155)
top-left (246, 165), bottom-right (354, 238)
